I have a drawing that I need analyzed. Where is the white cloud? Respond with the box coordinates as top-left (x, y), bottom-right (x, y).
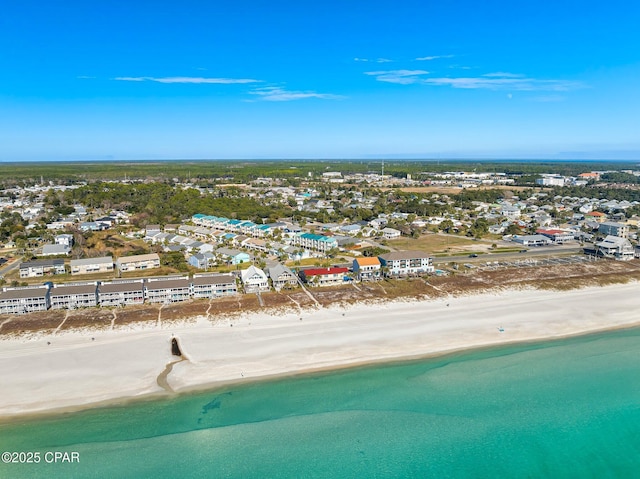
top-left (422, 76), bottom-right (581, 91)
top-left (364, 70), bottom-right (582, 91)
top-left (415, 54), bottom-right (454, 61)
top-left (364, 69), bottom-right (429, 84)
top-left (248, 86), bottom-right (344, 101)
top-left (483, 72), bottom-right (525, 78)
top-left (354, 57), bottom-right (394, 63)
top-left (77, 75), bottom-right (96, 79)
top-left (114, 76), bottom-right (260, 84)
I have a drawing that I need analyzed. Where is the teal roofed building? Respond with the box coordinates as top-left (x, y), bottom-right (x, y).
top-left (293, 232), bottom-right (339, 253)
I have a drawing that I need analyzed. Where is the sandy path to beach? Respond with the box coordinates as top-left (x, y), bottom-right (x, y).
top-left (1, 283), bottom-right (638, 418)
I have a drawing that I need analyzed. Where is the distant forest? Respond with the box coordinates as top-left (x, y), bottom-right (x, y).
top-left (0, 159), bottom-right (638, 185)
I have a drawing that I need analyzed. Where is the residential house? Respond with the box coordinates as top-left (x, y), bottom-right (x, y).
top-left (267, 264), bottom-right (298, 290)
top-left (41, 244), bottom-right (71, 256)
top-left (70, 256), bottom-right (114, 275)
top-left (0, 285), bottom-right (51, 314)
top-left (381, 227), bottom-right (401, 240)
top-left (98, 279), bottom-right (145, 306)
top-left (378, 251), bottom-right (434, 276)
top-left (353, 257), bottom-right (381, 281)
top-left (299, 267), bottom-right (349, 287)
top-left (188, 252), bottom-right (216, 269)
top-left (240, 265), bottom-right (269, 293)
top-left (216, 248), bottom-right (251, 265)
top-left (50, 282), bottom-right (98, 309)
top-left (585, 211), bottom-right (607, 223)
top-left (116, 253), bottom-right (160, 273)
top-left (19, 259), bottom-right (66, 278)
top-left (54, 234), bottom-right (74, 247)
top-left (598, 221), bottom-right (629, 238)
top-left (595, 236), bottom-right (635, 261)
top-left (145, 276), bottom-right (191, 303)
top-left (191, 273), bottom-right (238, 298)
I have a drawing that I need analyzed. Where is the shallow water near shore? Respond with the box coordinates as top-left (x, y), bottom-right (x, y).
top-left (1, 327), bottom-right (640, 478)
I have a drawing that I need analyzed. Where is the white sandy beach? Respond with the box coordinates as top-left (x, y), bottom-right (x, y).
top-left (1, 283), bottom-right (639, 418)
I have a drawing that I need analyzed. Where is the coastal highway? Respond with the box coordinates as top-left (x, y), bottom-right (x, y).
top-left (0, 256), bottom-right (21, 279)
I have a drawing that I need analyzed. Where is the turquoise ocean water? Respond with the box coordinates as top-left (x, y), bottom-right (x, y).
top-left (1, 328), bottom-right (639, 478)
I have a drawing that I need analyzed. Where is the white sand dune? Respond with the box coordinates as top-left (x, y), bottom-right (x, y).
top-left (1, 283), bottom-right (639, 418)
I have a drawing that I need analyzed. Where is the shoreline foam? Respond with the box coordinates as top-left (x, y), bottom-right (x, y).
top-left (1, 283), bottom-right (639, 420)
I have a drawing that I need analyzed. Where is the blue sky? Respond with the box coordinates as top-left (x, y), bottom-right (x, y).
top-left (2, 0), bottom-right (640, 161)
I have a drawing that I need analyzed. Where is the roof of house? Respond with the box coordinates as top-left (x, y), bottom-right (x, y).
top-left (70, 256), bottom-right (113, 266)
top-left (355, 257), bottom-right (381, 266)
top-left (20, 259), bottom-right (65, 268)
top-left (267, 264), bottom-right (295, 278)
top-left (192, 273), bottom-right (236, 285)
top-left (116, 253), bottom-right (160, 264)
top-left (42, 244), bottom-right (71, 255)
top-left (0, 286), bottom-right (50, 300)
top-left (241, 265), bottom-right (267, 281)
top-left (379, 251), bottom-right (431, 261)
top-left (98, 280), bottom-right (145, 293)
top-left (302, 267), bottom-right (349, 276)
top-left (145, 277), bottom-right (191, 290)
top-left (50, 283), bottom-right (98, 296)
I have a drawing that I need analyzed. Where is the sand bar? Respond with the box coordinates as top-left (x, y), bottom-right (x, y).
top-left (1, 283), bottom-right (639, 419)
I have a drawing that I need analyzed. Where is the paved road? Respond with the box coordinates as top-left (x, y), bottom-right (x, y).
top-left (433, 246), bottom-right (585, 265)
top-left (0, 256), bottom-right (22, 278)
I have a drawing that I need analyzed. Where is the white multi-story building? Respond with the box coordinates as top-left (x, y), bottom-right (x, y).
top-left (70, 257), bottom-right (114, 275)
top-left (293, 233), bottom-right (338, 253)
top-left (50, 282), bottom-right (98, 309)
top-left (0, 285), bottom-right (51, 314)
top-left (116, 253), bottom-right (160, 273)
top-left (378, 251), bottom-right (434, 276)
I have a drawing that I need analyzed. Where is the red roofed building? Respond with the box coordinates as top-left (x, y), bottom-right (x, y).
top-left (299, 267), bottom-right (349, 287)
top-left (586, 211), bottom-right (607, 223)
top-left (536, 229), bottom-right (575, 244)
top-left (578, 172), bottom-right (600, 180)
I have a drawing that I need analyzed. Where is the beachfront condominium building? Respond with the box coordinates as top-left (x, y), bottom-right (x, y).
top-left (116, 253), bottom-right (160, 273)
top-left (97, 279), bottom-right (145, 306)
top-left (144, 276), bottom-right (192, 303)
top-left (70, 256), bottom-right (115, 275)
top-left (378, 251), bottom-right (434, 276)
top-left (191, 273), bottom-right (238, 298)
top-left (293, 233), bottom-right (338, 253)
top-left (50, 282), bottom-right (98, 309)
top-left (0, 285), bottom-right (51, 314)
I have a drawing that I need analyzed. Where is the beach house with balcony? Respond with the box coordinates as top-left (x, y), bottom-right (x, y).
top-left (353, 257), bottom-right (382, 281)
top-left (240, 265), bottom-right (270, 293)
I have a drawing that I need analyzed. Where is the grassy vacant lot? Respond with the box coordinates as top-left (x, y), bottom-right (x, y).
top-left (387, 233), bottom-right (483, 254)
